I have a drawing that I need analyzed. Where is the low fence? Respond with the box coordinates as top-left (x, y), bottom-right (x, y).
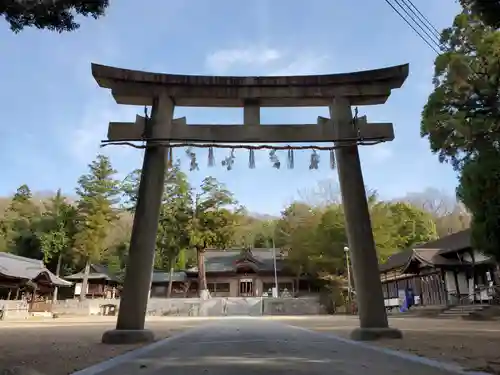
top-left (51, 296), bottom-right (326, 317)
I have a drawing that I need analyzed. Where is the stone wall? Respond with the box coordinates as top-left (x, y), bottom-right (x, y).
top-left (0, 300), bottom-right (29, 320)
top-left (262, 297), bottom-right (326, 315)
top-left (51, 296), bottom-right (326, 317)
top-left (52, 298), bottom-right (119, 316)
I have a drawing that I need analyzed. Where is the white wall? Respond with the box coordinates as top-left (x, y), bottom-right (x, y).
top-left (74, 283), bottom-right (88, 296)
top-left (457, 272), bottom-right (468, 293)
top-left (445, 271), bottom-right (469, 295)
top-left (445, 271), bottom-right (456, 293)
top-left (462, 250), bottom-right (492, 263)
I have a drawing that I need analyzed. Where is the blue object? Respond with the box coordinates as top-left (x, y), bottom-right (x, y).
top-left (398, 289), bottom-right (407, 312)
top-left (398, 288), bottom-right (415, 312)
top-left (406, 288), bottom-right (415, 308)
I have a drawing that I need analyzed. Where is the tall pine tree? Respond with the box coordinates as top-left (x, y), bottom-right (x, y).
top-left (74, 155), bottom-right (120, 300)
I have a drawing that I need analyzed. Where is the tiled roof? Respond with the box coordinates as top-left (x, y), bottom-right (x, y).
top-left (0, 252), bottom-right (72, 287)
top-left (64, 264), bottom-right (120, 282)
top-left (417, 229), bottom-right (471, 254)
top-left (187, 248), bottom-right (287, 273)
top-left (379, 249), bottom-right (413, 272)
top-left (411, 248), bottom-right (465, 267)
top-left (379, 229), bottom-right (472, 272)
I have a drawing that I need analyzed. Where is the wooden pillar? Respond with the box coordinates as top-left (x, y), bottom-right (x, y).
top-left (243, 99), bottom-right (260, 126)
top-left (102, 94), bottom-right (173, 345)
top-left (470, 249), bottom-right (477, 301)
top-left (440, 269), bottom-right (448, 305)
top-left (453, 269), bottom-right (461, 304)
top-left (330, 97), bottom-right (400, 340)
top-left (417, 277), bottom-right (423, 304)
top-left (385, 274), bottom-right (390, 299)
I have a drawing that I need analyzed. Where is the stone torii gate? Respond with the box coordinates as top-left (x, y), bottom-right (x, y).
top-left (91, 63), bottom-right (409, 344)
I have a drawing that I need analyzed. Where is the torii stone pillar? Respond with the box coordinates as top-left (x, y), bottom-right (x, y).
top-left (331, 97), bottom-right (402, 340)
top-left (101, 94), bottom-right (174, 344)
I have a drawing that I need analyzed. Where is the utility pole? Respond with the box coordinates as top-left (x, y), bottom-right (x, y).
top-left (344, 246), bottom-right (352, 313)
top-left (272, 234), bottom-right (278, 297)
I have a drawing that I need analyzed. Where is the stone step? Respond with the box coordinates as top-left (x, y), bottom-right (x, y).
top-left (438, 304), bottom-right (490, 318)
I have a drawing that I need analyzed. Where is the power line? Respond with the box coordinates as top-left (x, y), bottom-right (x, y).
top-left (383, 0), bottom-right (441, 54)
top-left (402, 0), bottom-right (442, 40)
top-left (387, 0), bottom-right (482, 80)
top-left (393, 0), bottom-right (442, 50)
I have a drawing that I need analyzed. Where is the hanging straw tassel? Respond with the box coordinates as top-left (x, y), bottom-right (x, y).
top-left (248, 149), bottom-right (256, 169)
top-left (309, 150), bottom-right (320, 170)
top-left (287, 149), bottom-right (294, 169)
top-left (329, 149), bottom-right (336, 169)
top-left (208, 147), bottom-right (215, 167)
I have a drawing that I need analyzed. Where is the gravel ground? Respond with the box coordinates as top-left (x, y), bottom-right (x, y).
top-left (365, 331), bottom-right (500, 374)
top-left (295, 317), bottom-right (500, 375)
top-left (1, 317), bottom-right (499, 375)
top-left (0, 321), bottom-right (199, 375)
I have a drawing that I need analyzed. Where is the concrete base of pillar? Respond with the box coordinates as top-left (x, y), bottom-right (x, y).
top-left (101, 329), bottom-right (155, 345)
top-left (349, 327), bottom-right (403, 341)
top-left (199, 289), bottom-right (211, 300)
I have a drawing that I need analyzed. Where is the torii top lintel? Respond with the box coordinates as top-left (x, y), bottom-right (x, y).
top-left (91, 63), bottom-right (409, 107)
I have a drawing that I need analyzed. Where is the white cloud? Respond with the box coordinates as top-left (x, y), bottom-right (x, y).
top-left (73, 103), bottom-right (139, 162)
top-left (204, 45), bottom-right (332, 76)
top-left (205, 46), bottom-right (282, 74)
top-left (362, 143), bottom-right (394, 164)
top-left (270, 53), bottom-right (330, 76)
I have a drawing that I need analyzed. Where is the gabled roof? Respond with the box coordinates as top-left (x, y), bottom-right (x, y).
top-left (64, 264), bottom-right (120, 282)
top-left (186, 248), bottom-right (287, 273)
top-left (0, 252), bottom-right (72, 287)
top-left (379, 249), bottom-right (413, 272)
top-left (417, 229), bottom-right (471, 255)
top-left (379, 229), bottom-right (474, 272)
top-left (401, 248), bottom-right (466, 273)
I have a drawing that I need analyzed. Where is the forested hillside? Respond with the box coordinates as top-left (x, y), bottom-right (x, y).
top-left (0, 154), bottom-right (470, 287)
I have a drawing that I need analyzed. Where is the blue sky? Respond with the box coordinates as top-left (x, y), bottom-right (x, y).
top-left (0, 0), bottom-right (461, 215)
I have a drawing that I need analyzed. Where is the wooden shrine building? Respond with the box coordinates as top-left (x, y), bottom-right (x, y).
top-left (380, 229), bottom-right (498, 308)
top-left (0, 252), bottom-right (72, 309)
top-left (150, 248), bottom-right (309, 298)
top-left (65, 264), bottom-right (121, 299)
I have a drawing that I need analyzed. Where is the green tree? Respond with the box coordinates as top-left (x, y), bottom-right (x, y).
top-left (122, 161), bottom-right (195, 296)
top-left (386, 202), bottom-right (438, 249)
top-left (463, 0), bottom-right (500, 28)
top-left (99, 213), bottom-right (133, 278)
top-left (155, 163), bottom-right (193, 297)
top-left (2, 0), bottom-right (109, 33)
top-left (0, 184), bottom-right (41, 258)
top-left (421, 8), bottom-right (500, 169)
top-left (276, 203), bottom-right (316, 274)
top-left (457, 148), bottom-right (500, 261)
top-left (74, 155), bottom-right (120, 301)
top-left (421, 7), bottom-right (500, 260)
top-left (314, 204), bottom-right (347, 276)
top-left (191, 177), bottom-right (237, 297)
top-left (230, 208), bottom-right (261, 248)
top-left (121, 169), bottom-right (142, 212)
top-left (37, 189), bottom-right (77, 301)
